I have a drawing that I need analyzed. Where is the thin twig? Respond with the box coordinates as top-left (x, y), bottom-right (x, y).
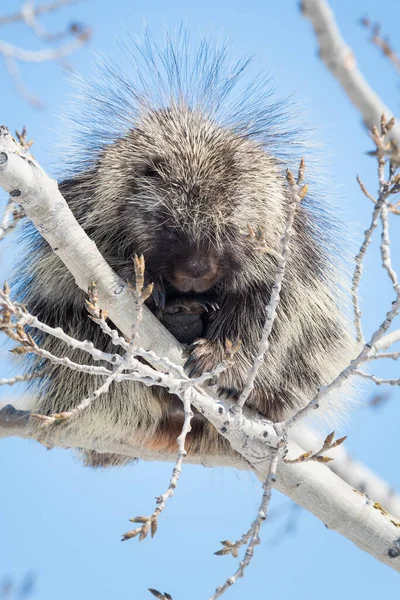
top-left (360, 17), bottom-right (400, 75)
top-left (235, 159), bottom-right (307, 410)
top-left (284, 431), bottom-right (347, 464)
top-left (0, 373), bottom-right (41, 386)
top-left (356, 370), bottom-right (400, 387)
top-left (0, 33), bottom-right (90, 63)
top-left (210, 450), bottom-right (279, 600)
top-left (351, 122), bottom-right (394, 342)
top-left (0, 0), bottom-right (79, 26)
top-left (0, 198), bottom-right (25, 240)
top-left (283, 288), bottom-right (400, 430)
top-left (122, 388), bottom-right (194, 542)
top-left (380, 205), bottom-right (399, 288)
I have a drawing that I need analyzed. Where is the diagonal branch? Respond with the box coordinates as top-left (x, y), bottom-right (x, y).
top-left (301, 0), bottom-right (400, 143)
top-left (2, 402), bottom-right (400, 572)
top-left (0, 1), bottom-right (79, 27)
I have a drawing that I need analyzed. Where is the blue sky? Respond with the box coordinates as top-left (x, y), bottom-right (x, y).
top-left (1, 0), bottom-right (400, 598)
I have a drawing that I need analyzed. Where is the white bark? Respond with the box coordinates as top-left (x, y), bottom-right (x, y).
top-left (301, 0), bottom-right (400, 143)
top-left (2, 403), bottom-right (400, 569)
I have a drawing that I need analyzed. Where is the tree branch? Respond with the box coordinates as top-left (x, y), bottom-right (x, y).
top-left (2, 402), bottom-right (400, 571)
top-left (0, 0), bottom-right (79, 27)
top-left (301, 0), bottom-right (400, 143)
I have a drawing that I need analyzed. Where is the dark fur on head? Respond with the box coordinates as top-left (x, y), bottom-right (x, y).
top-left (16, 31), bottom-right (355, 466)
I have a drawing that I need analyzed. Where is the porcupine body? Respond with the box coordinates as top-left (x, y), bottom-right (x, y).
top-left (16, 33), bottom-right (355, 466)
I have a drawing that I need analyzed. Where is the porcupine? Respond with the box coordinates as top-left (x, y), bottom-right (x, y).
top-left (16, 33), bottom-right (355, 467)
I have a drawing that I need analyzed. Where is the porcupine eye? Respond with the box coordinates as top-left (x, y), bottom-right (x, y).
top-left (141, 157), bottom-right (164, 179)
top-left (160, 224), bottom-right (179, 240)
top-left (142, 165), bottom-right (161, 178)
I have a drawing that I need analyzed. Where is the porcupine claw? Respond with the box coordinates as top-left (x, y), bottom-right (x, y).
top-left (150, 276), bottom-right (166, 309)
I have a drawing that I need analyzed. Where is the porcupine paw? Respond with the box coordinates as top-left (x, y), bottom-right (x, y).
top-left (184, 339), bottom-right (240, 399)
top-left (184, 338), bottom-right (224, 376)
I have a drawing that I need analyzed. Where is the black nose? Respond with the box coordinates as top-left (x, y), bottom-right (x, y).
top-left (172, 254), bottom-right (220, 292)
top-left (179, 258), bottom-right (211, 279)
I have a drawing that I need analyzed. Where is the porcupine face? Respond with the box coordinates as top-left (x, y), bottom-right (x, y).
top-left (101, 105), bottom-right (274, 299)
top-left (95, 105), bottom-right (282, 308)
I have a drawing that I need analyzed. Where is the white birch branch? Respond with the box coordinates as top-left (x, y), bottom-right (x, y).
top-left (301, 0), bottom-right (400, 144)
top-left (2, 403), bottom-right (400, 570)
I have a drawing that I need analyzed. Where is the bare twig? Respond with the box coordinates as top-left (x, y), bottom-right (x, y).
top-left (0, 373), bottom-right (41, 386)
top-left (380, 205), bottom-right (399, 288)
top-left (283, 267), bottom-right (400, 430)
top-left (0, 1), bottom-right (79, 27)
top-left (373, 329), bottom-right (400, 353)
top-left (370, 350), bottom-right (400, 361)
top-left (360, 17), bottom-right (400, 75)
top-left (351, 119), bottom-right (398, 342)
top-left (235, 159), bottom-right (307, 410)
top-left (0, 33), bottom-right (90, 63)
top-left (282, 122), bottom-right (400, 431)
top-left (284, 431), bottom-right (347, 464)
top-left (0, 1), bottom-right (91, 107)
top-left (122, 388), bottom-right (194, 542)
top-left (210, 450), bottom-right (280, 600)
top-left (0, 197), bottom-right (25, 240)
top-left (356, 370), bottom-right (400, 387)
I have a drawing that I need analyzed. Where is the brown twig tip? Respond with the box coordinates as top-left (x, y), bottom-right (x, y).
top-left (133, 253), bottom-right (145, 286)
top-left (15, 126), bottom-right (34, 149)
top-left (86, 281), bottom-right (110, 320)
top-left (361, 17), bottom-right (400, 75)
top-left (122, 515), bottom-right (158, 542)
top-left (379, 114), bottom-right (396, 137)
top-left (286, 160), bottom-right (307, 198)
top-left (356, 175), bottom-right (376, 205)
top-left (148, 590), bottom-right (173, 600)
top-left (214, 540), bottom-right (239, 558)
top-left (88, 280), bottom-right (98, 300)
top-left (284, 431), bottom-right (347, 464)
top-left (299, 183), bottom-right (308, 200)
top-left (386, 117), bottom-right (396, 133)
top-left (371, 125), bottom-right (380, 142)
top-left (381, 113), bottom-right (387, 136)
top-left (297, 156), bottom-right (306, 184)
top-left (30, 409), bottom-right (74, 426)
top-left (241, 224), bottom-right (280, 256)
top-left (286, 168), bottom-right (295, 186)
top-left (132, 253), bottom-right (153, 301)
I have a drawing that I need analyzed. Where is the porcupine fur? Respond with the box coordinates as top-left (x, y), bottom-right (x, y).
top-left (16, 31), bottom-right (356, 467)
